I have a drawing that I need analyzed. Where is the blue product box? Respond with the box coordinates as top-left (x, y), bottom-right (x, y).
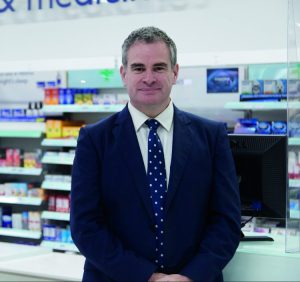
top-left (234, 118), bottom-right (257, 134)
top-left (272, 121), bottom-right (287, 134)
top-left (12, 109), bottom-right (26, 121)
top-left (256, 121), bottom-right (272, 134)
top-left (58, 88), bottom-right (65, 105)
top-left (65, 88), bottom-right (74, 104)
top-left (1, 109), bottom-right (12, 119)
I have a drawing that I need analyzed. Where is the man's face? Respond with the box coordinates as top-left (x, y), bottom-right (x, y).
top-left (120, 41), bottom-right (179, 113)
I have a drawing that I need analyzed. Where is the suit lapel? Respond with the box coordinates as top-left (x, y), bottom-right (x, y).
top-left (166, 108), bottom-right (193, 212)
top-left (113, 106), bottom-right (155, 222)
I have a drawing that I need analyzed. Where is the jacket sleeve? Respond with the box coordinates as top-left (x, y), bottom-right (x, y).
top-left (70, 127), bottom-right (156, 282)
top-left (180, 124), bottom-right (241, 281)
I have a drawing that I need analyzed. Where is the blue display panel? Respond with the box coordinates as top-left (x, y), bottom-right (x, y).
top-left (207, 68), bottom-right (239, 93)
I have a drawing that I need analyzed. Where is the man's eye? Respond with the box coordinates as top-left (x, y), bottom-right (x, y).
top-left (132, 67), bottom-right (144, 72)
top-left (154, 66), bottom-right (167, 72)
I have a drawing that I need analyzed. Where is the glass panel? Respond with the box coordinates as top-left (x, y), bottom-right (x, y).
top-left (286, 0), bottom-right (300, 253)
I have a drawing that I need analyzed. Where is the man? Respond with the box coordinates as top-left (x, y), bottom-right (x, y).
top-left (70, 26), bottom-right (241, 282)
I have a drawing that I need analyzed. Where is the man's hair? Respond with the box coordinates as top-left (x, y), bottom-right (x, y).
top-left (122, 26), bottom-right (177, 69)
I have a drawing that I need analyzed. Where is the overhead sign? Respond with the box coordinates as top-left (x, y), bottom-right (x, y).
top-left (0, 0), bottom-right (206, 25)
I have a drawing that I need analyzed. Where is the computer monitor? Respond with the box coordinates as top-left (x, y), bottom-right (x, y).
top-left (229, 134), bottom-right (287, 219)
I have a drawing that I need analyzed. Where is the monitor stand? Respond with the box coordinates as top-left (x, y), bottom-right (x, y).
top-left (240, 231), bottom-right (274, 242)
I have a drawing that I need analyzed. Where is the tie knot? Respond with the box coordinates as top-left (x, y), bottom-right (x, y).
top-left (145, 119), bottom-right (160, 131)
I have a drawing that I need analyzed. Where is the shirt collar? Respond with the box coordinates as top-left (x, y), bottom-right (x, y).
top-left (128, 100), bottom-right (174, 132)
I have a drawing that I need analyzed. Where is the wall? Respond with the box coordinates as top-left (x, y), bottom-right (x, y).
top-left (0, 0), bottom-right (288, 69)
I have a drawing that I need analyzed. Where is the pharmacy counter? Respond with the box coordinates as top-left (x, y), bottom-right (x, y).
top-left (1, 235), bottom-right (300, 281)
top-left (0, 242), bottom-right (49, 262)
top-left (224, 233), bottom-right (300, 281)
top-left (0, 251), bottom-right (84, 281)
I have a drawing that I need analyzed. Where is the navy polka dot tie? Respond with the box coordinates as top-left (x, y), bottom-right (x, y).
top-left (145, 119), bottom-right (167, 270)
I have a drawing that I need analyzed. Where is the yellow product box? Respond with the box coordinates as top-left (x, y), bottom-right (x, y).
top-left (46, 120), bottom-right (85, 138)
top-left (62, 125), bottom-right (83, 138)
top-left (46, 120), bottom-right (64, 138)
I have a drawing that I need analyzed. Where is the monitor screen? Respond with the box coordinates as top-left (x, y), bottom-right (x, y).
top-left (207, 68), bottom-right (239, 93)
top-left (229, 134), bottom-right (287, 219)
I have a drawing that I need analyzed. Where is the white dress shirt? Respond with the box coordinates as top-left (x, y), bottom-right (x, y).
top-left (128, 101), bottom-right (174, 188)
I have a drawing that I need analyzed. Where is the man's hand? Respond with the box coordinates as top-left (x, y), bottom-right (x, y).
top-left (148, 272), bottom-right (168, 282)
top-left (155, 274), bottom-right (192, 282)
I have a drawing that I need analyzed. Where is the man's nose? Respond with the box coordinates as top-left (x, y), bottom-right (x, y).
top-left (142, 70), bottom-right (156, 84)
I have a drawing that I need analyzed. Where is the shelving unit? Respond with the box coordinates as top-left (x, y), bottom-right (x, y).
top-left (0, 125), bottom-right (44, 245)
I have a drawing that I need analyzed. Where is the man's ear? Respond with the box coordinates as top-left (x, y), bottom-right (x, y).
top-left (172, 64), bottom-right (179, 85)
top-left (120, 65), bottom-right (126, 85)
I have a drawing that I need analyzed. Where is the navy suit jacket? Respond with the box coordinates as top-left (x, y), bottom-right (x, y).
top-left (70, 105), bottom-right (241, 282)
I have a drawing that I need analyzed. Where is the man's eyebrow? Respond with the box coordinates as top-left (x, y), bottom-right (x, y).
top-left (130, 63), bottom-right (144, 68)
top-left (153, 63), bottom-right (168, 67)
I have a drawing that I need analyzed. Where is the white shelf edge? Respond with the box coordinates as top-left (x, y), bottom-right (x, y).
top-left (0, 122), bottom-right (45, 131)
top-left (41, 181), bottom-right (71, 191)
top-left (289, 138), bottom-right (300, 146)
top-left (0, 167), bottom-right (42, 176)
top-left (0, 228), bottom-right (41, 239)
top-left (224, 101), bottom-right (288, 111)
top-left (0, 196), bottom-right (42, 206)
top-left (41, 156), bottom-right (74, 165)
top-left (40, 241), bottom-right (79, 252)
top-left (289, 179), bottom-right (300, 188)
top-left (41, 138), bottom-right (77, 147)
top-left (43, 104), bottom-right (125, 113)
top-left (41, 211), bottom-right (70, 221)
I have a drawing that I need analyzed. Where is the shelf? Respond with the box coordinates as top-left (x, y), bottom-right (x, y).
top-left (0, 196), bottom-right (42, 206)
top-left (41, 181), bottom-right (71, 191)
top-left (41, 211), bottom-right (70, 221)
top-left (0, 167), bottom-right (42, 176)
top-left (41, 240), bottom-right (79, 252)
top-left (289, 138), bottom-right (300, 146)
top-left (0, 228), bottom-right (41, 239)
top-left (289, 179), bottom-right (300, 188)
top-left (41, 138), bottom-right (77, 147)
top-left (43, 104), bottom-right (125, 113)
top-left (0, 122), bottom-right (45, 138)
top-left (290, 210), bottom-right (300, 219)
top-left (41, 155), bottom-right (74, 165)
top-left (224, 101), bottom-right (288, 111)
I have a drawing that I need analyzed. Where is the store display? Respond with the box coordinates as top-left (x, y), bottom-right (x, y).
top-left (233, 118), bottom-right (287, 135)
top-left (0, 102), bottom-right (45, 122)
top-left (207, 68), bottom-right (239, 93)
top-left (240, 79), bottom-right (288, 101)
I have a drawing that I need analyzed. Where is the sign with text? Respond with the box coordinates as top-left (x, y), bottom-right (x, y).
top-left (0, 71), bottom-right (67, 103)
top-left (0, 0), bottom-right (206, 25)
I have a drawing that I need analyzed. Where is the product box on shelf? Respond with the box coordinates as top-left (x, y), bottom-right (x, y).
top-left (46, 120), bottom-right (85, 139)
top-left (252, 80), bottom-right (264, 95)
top-left (264, 80), bottom-right (277, 94)
top-left (241, 80), bottom-right (253, 95)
